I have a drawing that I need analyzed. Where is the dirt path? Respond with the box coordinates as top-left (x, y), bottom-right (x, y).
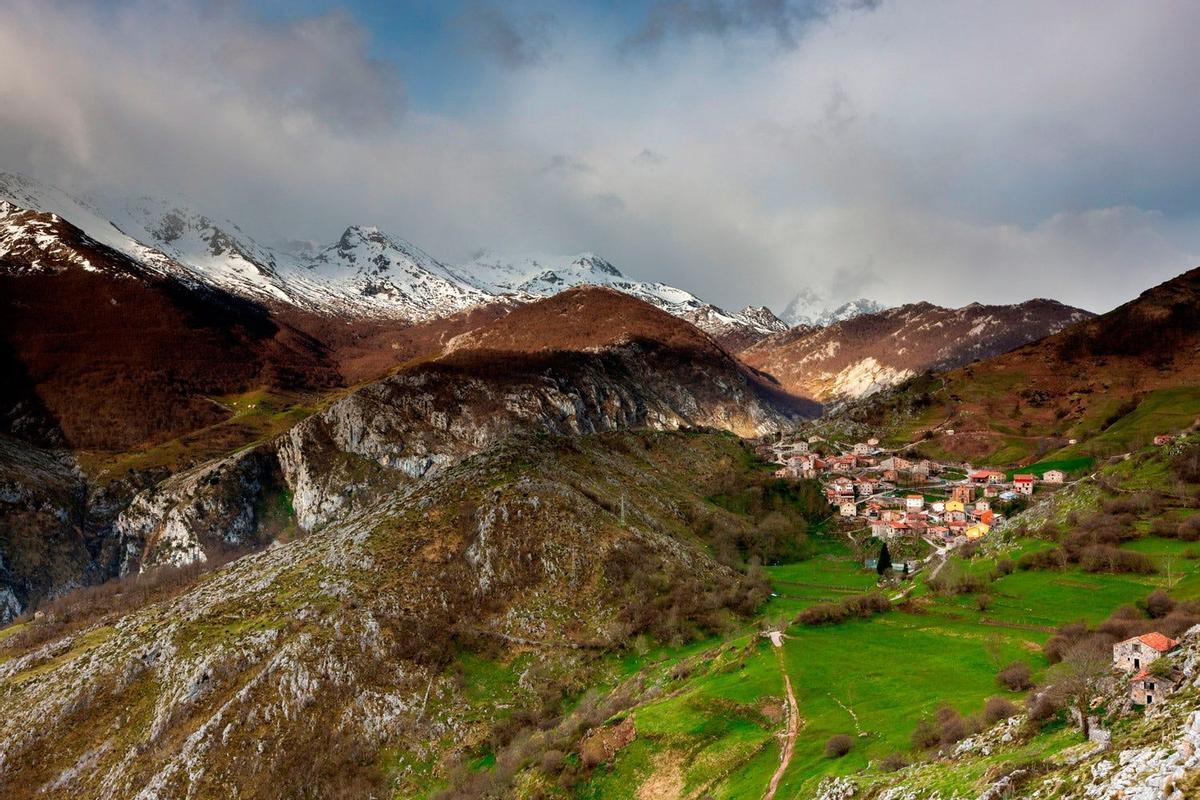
top-left (764, 637), bottom-right (799, 800)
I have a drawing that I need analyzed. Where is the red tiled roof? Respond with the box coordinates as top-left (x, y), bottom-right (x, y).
top-left (1013, 474), bottom-right (1035, 483)
top-left (1120, 632), bottom-right (1179, 652)
top-left (1130, 669), bottom-right (1149, 682)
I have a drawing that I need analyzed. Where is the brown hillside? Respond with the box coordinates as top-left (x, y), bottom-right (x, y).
top-left (443, 285), bottom-right (726, 356)
top-left (855, 266), bottom-right (1200, 464)
top-left (741, 299), bottom-right (1092, 403)
top-left (0, 209), bottom-right (341, 450)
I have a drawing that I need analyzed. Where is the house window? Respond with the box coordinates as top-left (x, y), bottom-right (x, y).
top-left (1148, 682), bottom-right (1155, 691)
top-left (1147, 694), bottom-right (1154, 704)
top-left (1134, 658), bottom-right (1140, 669)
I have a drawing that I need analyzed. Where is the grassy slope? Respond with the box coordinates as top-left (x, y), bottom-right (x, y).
top-left (532, 435), bottom-right (1200, 799)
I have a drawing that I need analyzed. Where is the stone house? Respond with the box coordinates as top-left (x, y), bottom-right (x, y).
top-left (1043, 469), bottom-right (1066, 484)
top-left (1112, 632), bottom-right (1179, 672)
top-left (1130, 667), bottom-right (1182, 706)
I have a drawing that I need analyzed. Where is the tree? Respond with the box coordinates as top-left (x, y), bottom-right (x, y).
top-left (877, 542), bottom-right (893, 576)
top-left (1047, 638), bottom-right (1111, 740)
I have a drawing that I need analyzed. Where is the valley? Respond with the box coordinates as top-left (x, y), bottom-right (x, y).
top-left (2, 177), bottom-right (1200, 800)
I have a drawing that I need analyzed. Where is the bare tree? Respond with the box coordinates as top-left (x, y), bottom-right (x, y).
top-left (1047, 638), bottom-right (1111, 739)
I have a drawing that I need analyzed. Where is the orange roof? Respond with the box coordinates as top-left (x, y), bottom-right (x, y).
top-left (1120, 632), bottom-right (1179, 652)
top-left (1013, 474), bottom-right (1035, 483)
top-left (1130, 669), bottom-right (1149, 682)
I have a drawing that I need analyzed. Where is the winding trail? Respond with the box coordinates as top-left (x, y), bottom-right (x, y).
top-left (764, 634), bottom-right (800, 800)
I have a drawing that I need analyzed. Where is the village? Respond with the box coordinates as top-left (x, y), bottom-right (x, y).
top-left (756, 433), bottom-right (1064, 550)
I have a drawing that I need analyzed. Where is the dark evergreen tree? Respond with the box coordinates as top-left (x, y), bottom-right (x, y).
top-left (877, 541), bottom-right (893, 575)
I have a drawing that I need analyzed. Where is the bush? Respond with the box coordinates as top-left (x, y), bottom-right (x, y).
top-left (824, 734), bottom-right (854, 758)
top-left (539, 750), bottom-right (565, 775)
top-left (996, 660), bottom-right (1033, 691)
top-left (1171, 445), bottom-right (1200, 484)
top-left (1177, 516), bottom-right (1200, 542)
top-left (1025, 691), bottom-right (1062, 726)
top-left (976, 594), bottom-right (993, 612)
top-left (796, 593), bottom-right (891, 626)
top-left (879, 752), bottom-right (910, 772)
top-left (1145, 589), bottom-right (1175, 619)
top-left (1079, 545), bottom-right (1156, 575)
top-left (984, 696), bottom-right (1017, 724)
top-left (910, 718), bottom-right (940, 750)
top-left (935, 706), bottom-right (971, 747)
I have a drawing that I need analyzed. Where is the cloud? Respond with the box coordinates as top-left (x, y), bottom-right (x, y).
top-left (622, 0), bottom-right (881, 52)
top-left (542, 154), bottom-right (594, 176)
top-left (216, 9), bottom-right (405, 131)
top-left (457, 3), bottom-right (555, 69)
top-left (634, 148), bottom-right (667, 165)
top-left (0, 0), bottom-right (1197, 317)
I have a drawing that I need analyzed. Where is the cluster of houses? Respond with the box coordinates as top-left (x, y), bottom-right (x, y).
top-left (760, 434), bottom-right (1068, 547)
top-left (1112, 632), bottom-right (1182, 705)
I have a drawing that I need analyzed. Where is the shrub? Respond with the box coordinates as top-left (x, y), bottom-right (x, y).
top-left (976, 594), bottom-right (993, 612)
top-left (879, 752), bottom-right (910, 772)
top-left (1019, 548), bottom-right (1068, 571)
top-left (824, 734), bottom-right (853, 758)
top-left (996, 660), bottom-right (1033, 691)
top-left (1171, 445), bottom-right (1200, 484)
top-left (935, 706), bottom-right (971, 747)
top-left (984, 696), bottom-right (1017, 724)
top-left (1145, 590), bottom-right (1175, 619)
top-left (539, 750), bottom-right (566, 775)
top-left (1025, 691), bottom-right (1062, 726)
top-left (796, 593), bottom-right (891, 626)
top-left (910, 718), bottom-right (940, 750)
top-left (1079, 545), bottom-right (1155, 575)
top-left (1177, 516), bottom-right (1200, 542)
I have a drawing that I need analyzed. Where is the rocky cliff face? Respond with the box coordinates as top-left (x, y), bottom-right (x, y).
top-left (0, 437), bottom-right (157, 624)
top-left (114, 448), bottom-right (281, 574)
top-left (44, 288), bottom-right (813, 593)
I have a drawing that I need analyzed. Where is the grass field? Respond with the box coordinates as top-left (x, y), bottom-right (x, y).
top-left (1062, 386), bottom-right (1200, 458)
top-left (577, 485), bottom-right (1200, 799)
top-left (445, 430), bottom-right (1200, 798)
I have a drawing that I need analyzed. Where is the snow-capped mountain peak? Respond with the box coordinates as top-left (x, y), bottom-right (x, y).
top-left (781, 288), bottom-right (888, 327)
top-left (0, 171), bottom-right (797, 341)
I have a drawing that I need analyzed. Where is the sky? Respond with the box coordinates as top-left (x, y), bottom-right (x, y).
top-left (2, 0), bottom-right (1199, 314)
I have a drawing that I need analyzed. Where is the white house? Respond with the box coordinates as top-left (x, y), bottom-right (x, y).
top-left (905, 494), bottom-right (925, 511)
top-left (1043, 469), bottom-right (1065, 484)
top-left (1113, 632), bottom-right (1179, 672)
top-left (839, 501), bottom-right (857, 517)
top-left (1013, 474), bottom-right (1036, 495)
